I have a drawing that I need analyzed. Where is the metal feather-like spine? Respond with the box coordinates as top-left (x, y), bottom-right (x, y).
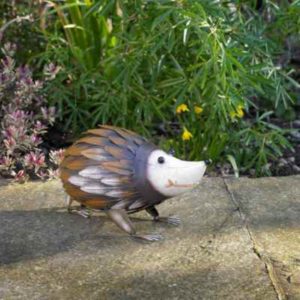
top-left (60, 126), bottom-right (147, 210)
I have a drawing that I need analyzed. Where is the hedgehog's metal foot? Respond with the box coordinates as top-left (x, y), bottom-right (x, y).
top-left (146, 206), bottom-right (181, 226)
top-left (158, 216), bottom-right (181, 226)
top-left (66, 196), bottom-right (91, 219)
top-left (68, 206), bottom-right (91, 218)
top-left (107, 209), bottom-right (163, 242)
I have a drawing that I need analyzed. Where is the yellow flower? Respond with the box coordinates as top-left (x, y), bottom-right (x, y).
top-left (236, 105), bottom-right (244, 118)
top-left (230, 105), bottom-right (244, 119)
top-left (182, 127), bottom-right (193, 141)
top-left (194, 105), bottom-right (203, 115)
top-left (85, 0), bottom-right (92, 6)
top-left (176, 104), bottom-right (189, 114)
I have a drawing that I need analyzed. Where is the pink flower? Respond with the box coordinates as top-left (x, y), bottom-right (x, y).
top-left (41, 106), bottom-right (56, 124)
top-left (30, 134), bottom-right (42, 146)
top-left (43, 63), bottom-right (61, 80)
top-left (2, 126), bottom-right (16, 138)
top-left (4, 137), bottom-right (17, 152)
top-left (2, 125), bottom-right (27, 144)
top-left (34, 121), bottom-right (47, 133)
top-left (16, 65), bottom-right (31, 80)
top-left (0, 156), bottom-right (14, 170)
top-left (13, 170), bottom-right (28, 183)
top-left (47, 168), bottom-right (60, 179)
top-left (11, 110), bottom-right (27, 120)
top-left (0, 73), bottom-right (9, 84)
top-left (49, 149), bottom-right (65, 165)
top-left (36, 170), bottom-right (48, 180)
top-left (1, 56), bottom-right (14, 71)
top-left (33, 80), bottom-right (43, 90)
top-left (24, 151), bottom-right (45, 170)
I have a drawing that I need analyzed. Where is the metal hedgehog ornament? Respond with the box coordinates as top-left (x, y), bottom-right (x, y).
top-left (60, 125), bottom-right (211, 241)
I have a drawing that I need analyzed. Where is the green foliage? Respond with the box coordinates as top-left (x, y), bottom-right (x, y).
top-left (267, 0), bottom-right (300, 39)
top-left (41, 0), bottom-right (118, 71)
top-left (40, 0), bottom-right (297, 176)
top-left (232, 112), bottom-right (292, 176)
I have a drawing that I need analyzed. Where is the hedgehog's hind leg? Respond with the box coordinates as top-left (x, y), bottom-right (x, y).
top-left (107, 209), bottom-right (162, 242)
top-left (66, 196), bottom-right (91, 218)
top-left (146, 206), bottom-right (181, 226)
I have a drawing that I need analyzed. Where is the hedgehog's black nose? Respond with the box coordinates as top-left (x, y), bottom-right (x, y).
top-left (205, 159), bottom-right (212, 166)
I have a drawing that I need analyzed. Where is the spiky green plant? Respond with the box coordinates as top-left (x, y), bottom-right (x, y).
top-left (40, 0), bottom-right (297, 176)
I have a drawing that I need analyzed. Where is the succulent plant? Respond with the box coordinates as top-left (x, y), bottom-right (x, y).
top-left (0, 42), bottom-right (63, 182)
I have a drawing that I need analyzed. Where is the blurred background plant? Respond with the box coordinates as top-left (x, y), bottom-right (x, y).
top-left (0, 1), bottom-right (45, 64)
top-left (0, 0), bottom-right (299, 180)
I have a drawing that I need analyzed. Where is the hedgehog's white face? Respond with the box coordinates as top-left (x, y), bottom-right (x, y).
top-left (146, 150), bottom-right (207, 197)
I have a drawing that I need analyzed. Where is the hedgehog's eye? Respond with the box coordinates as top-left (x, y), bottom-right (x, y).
top-left (157, 156), bottom-right (165, 164)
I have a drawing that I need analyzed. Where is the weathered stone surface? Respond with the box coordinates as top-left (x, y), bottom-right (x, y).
top-left (225, 176), bottom-right (300, 300)
top-left (1, 177), bottom-right (297, 299)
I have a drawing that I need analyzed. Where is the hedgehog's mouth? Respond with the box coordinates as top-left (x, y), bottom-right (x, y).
top-left (165, 179), bottom-right (197, 188)
top-left (147, 164), bottom-right (203, 169)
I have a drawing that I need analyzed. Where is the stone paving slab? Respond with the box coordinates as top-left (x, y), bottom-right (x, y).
top-left (225, 176), bottom-right (300, 300)
top-left (0, 176), bottom-right (298, 299)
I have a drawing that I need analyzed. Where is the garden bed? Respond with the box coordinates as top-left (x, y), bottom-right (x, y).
top-left (0, 1), bottom-right (299, 181)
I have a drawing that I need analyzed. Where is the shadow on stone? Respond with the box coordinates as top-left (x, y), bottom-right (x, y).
top-left (0, 208), bottom-right (128, 265)
top-left (0, 207), bottom-right (180, 266)
top-left (1, 200), bottom-right (299, 267)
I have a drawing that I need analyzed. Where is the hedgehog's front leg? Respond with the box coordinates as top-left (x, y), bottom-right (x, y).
top-left (107, 209), bottom-right (162, 242)
top-left (146, 206), bottom-right (181, 226)
top-left (66, 196), bottom-right (91, 218)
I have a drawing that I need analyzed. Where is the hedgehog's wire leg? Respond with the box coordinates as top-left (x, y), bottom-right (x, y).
top-left (146, 206), bottom-right (180, 226)
top-left (107, 209), bottom-right (163, 242)
top-left (66, 196), bottom-right (91, 219)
